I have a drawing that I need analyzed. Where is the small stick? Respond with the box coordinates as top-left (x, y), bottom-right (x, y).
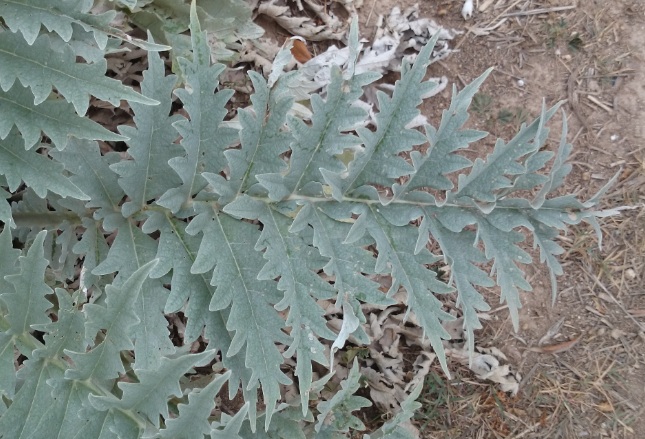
top-left (501, 5), bottom-right (577, 17)
top-left (586, 95), bottom-right (613, 113)
top-left (482, 0), bottom-right (523, 29)
top-left (365, 0), bottom-right (377, 27)
top-left (589, 272), bottom-right (645, 331)
top-left (478, 0), bottom-right (496, 12)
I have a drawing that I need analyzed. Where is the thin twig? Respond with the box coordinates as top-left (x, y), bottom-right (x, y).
top-left (589, 272), bottom-right (645, 331)
top-left (586, 95), bottom-right (613, 113)
top-left (501, 5), bottom-right (577, 18)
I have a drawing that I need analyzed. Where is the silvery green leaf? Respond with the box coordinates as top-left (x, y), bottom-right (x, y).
top-left (158, 3), bottom-right (236, 213)
top-left (322, 35), bottom-right (441, 199)
top-left (2, 231), bottom-right (51, 335)
top-left (0, 129), bottom-right (88, 200)
top-left (161, 371), bottom-right (231, 439)
top-left (65, 260), bottom-right (157, 382)
top-left (90, 350), bottom-right (217, 427)
top-left (189, 207), bottom-right (290, 429)
top-left (315, 359), bottom-right (371, 434)
top-left (111, 50), bottom-right (183, 218)
top-left (219, 71), bottom-right (293, 203)
top-left (0, 32), bottom-right (157, 116)
top-left (0, 85), bottom-right (125, 150)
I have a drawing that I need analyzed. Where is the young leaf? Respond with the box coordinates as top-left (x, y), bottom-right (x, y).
top-left (90, 350), bottom-right (217, 428)
top-left (315, 359), bottom-right (371, 433)
top-left (65, 260), bottom-right (158, 382)
top-left (160, 371), bottom-right (232, 439)
top-left (2, 231), bottom-right (51, 336)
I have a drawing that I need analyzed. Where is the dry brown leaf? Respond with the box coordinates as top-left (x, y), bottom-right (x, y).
top-left (596, 402), bottom-right (614, 413)
top-left (529, 335), bottom-right (582, 354)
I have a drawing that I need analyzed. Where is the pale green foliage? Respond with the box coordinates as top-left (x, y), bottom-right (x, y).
top-left (315, 360), bottom-right (371, 434)
top-left (0, 1), bottom-right (614, 438)
top-left (128, 0), bottom-right (263, 66)
top-left (0, 31), bottom-right (157, 115)
top-left (0, 84), bottom-right (125, 150)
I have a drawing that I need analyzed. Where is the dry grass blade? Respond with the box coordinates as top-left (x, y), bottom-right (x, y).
top-left (529, 336), bottom-right (582, 354)
top-left (500, 5), bottom-right (577, 18)
top-left (538, 317), bottom-right (565, 346)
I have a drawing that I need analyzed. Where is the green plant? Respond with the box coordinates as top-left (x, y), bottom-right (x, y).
top-left (497, 107), bottom-right (531, 128)
top-left (471, 92), bottom-right (492, 115)
top-left (0, 1), bottom-right (616, 437)
top-left (544, 17), bottom-right (568, 48)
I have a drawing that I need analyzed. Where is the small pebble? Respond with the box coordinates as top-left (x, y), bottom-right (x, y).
top-left (625, 268), bottom-right (636, 279)
top-left (610, 329), bottom-right (626, 339)
top-left (517, 79), bottom-right (525, 87)
top-left (610, 134), bottom-right (619, 142)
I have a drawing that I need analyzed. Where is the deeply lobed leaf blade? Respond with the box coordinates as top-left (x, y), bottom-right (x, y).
top-left (0, 32), bottom-right (157, 115)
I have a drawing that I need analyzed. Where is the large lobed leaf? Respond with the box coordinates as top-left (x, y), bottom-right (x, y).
top-left (0, 3), bottom-right (614, 437)
top-left (157, 3), bottom-right (237, 213)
